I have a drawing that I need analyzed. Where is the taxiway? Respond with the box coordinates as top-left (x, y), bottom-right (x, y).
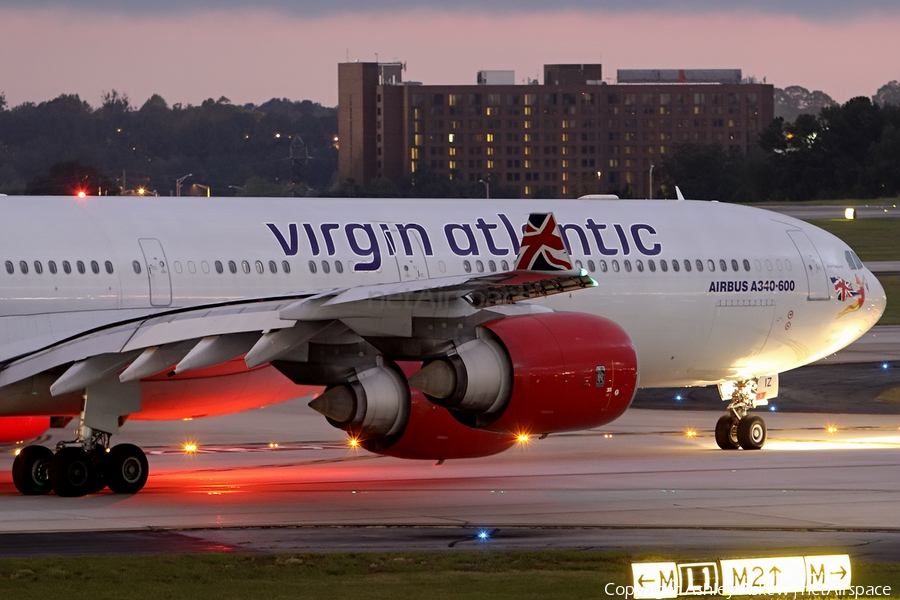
top-left (1, 375), bottom-right (900, 559)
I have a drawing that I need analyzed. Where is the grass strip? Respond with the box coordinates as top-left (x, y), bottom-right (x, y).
top-left (806, 219), bottom-right (900, 262)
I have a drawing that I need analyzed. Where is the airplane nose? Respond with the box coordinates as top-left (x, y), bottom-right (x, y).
top-left (866, 272), bottom-right (888, 325)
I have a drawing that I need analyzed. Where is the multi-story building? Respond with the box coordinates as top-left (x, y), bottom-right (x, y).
top-left (338, 62), bottom-right (773, 198)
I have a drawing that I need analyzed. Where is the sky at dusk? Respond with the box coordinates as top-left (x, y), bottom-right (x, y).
top-left (1, 2), bottom-right (898, 110)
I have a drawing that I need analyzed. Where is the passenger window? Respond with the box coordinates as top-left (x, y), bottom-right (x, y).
top-left (488, 260), bottom-right (496, 272)
top-left (624, 260), bottom-right (632, 272)
top-left (648, 260), bottom-right (656, 272)
top-left (587, 260), bottom-right (596, 272)
top-left (105, 261), bottom-right (114, 274)
top-left (19, 260), bottom-right (28, 274)
top-left (282, 261), bottom-right (291, 274)
top-left (187, 261), bottom-right (196, 274)
top-left (228, 261), bottom-right (237, 274)
top-left (476, 260), bottom-right (484, 273)
top-left (731, 259), bottom-right (739, 271)
top-left (34, 261), bottom-right (43, 274)
top-left (574, 259), bottom-right (582, 270)
top-left (215, 261), bottom-right (224, 274)
top-left (174, 261), bottom-right (183, 274)
top-left (133, 260), bottom-right (142, 274)
top-left (636, 260), bottom-right (644, 272)
top-left (708, 259), bottom-right (715, 272)
top-left (683, 259), bottom-right (691, 272)
top-left (63, 261), bottom-right (71, 274)
top-left (776, 259), bottom-right (783, 271)
top-left (308, 260), bottom-right (317, 273)
top-left (501, 260), bottom-right (509, 271)
top-left (335, 261), bottom-right (344, 274)
top-left (463, 260), bottom-right (472, 273)
top-left (254, 260), bottom-right (263, 274)
top-left (241, 260), bottom-right (250, 274)
top-left (91, 260), bottom-right (100, 274)
top-left (599, 260), bottom-right (608, 272)
top-left (77, 261), bottom-right (86, 274)
top-left (612, 260), bottom-right (620, 272)
top-left (766, 259), bottom-right (773, 271)
top-left (268, 260), bottom-right (277, 274)
top-left (201, 261), bottom-right (210, 274)
top-left (719, 259), bottom-right (727, 272)
top-left (695, 259), bottom-right (703, 272)
top-left (49, 261), bottom-right (57, 274)
top-left (785, 259), bottom-right (792, 271)
top-left (660, 259), bottom-right (668, 272)
top-left (743, 259), bottom-right (751, 271)
top-left (672, 260), bottom-right (680, 272)
top-left (322, 261), bottom-right (331, 274)
top-left (4, 261), bottom-right (12, 275)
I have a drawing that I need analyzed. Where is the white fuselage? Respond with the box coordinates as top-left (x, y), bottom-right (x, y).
top-left (0, 196), bottom-right (886, 399)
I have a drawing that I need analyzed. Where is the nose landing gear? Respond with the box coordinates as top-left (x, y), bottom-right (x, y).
top-left (714, 379), bottom-right (769, 450)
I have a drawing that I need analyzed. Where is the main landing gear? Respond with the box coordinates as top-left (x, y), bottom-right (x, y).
top-left (714, 379), bottom-right (767, 451)
top-left (12, 375), bottom-right (148, 497)
top-left (12, 427), bottom-right (148, 497)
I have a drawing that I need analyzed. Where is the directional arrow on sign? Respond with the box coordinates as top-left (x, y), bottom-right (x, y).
top-left (639, 575), bottom-right (656, 586)
top-left (831, 567), bottom-right (847, 579)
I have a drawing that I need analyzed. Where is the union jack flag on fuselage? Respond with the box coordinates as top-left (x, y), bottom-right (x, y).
top-left (514, 212), bottom-right (573, 272)
top-left (831, 276), bottom-right (858, 302)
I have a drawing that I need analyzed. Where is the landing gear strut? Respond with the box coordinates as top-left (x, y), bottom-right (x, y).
top-left (714, 379), bottom-right (768, 450)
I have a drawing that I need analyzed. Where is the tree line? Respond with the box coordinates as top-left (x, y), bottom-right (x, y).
top-left (659, 93), bottom-right (900, 202)
top-left (0, 91), bottom-right (337, 196)
top-left (1, 82), bottom-right (899, 201)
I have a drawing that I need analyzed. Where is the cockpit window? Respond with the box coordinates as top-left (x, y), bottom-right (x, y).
top-left (852, 251), bottom-right (863, 270)
top-left (845, 250), bottom-right (857, 270)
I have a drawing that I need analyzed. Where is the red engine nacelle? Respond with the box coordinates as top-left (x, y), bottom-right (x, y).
top-left (411, 312), bottom-right (638, 435)
top-left (0, 416), bottom-right (50, 444)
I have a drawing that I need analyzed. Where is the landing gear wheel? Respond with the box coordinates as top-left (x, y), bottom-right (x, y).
top-left (12, 445), bottom-right (54, 495)
top-left (737, 415), bottom-right (766, 450)
top-left (49, 447), bottom-right (94, 497)
top-left (103, 444), bottom-right (148, 494)
top-left (715, 415), bottom-right (740, 450)
top-left (85, 447), bottom-right (107, 494)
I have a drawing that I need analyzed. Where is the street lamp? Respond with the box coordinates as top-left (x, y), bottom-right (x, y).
top-left (176, 173), bottom-right (193, 197)
top-left (194, 184), bottom-right (211, 197)
top-left (648, 165), bottom-right (654, 200)
top-left (478, 179), bottom-right (490, 200)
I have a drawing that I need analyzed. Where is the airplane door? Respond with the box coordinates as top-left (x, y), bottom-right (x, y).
top-left (379, 224), bottom-right (431, 281)
top-left (138, 238), bottom-right (172, 306)
top-left (787, 230), bottom-right (830, 300)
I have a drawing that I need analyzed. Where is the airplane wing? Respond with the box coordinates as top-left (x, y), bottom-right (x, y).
top-left (0, 212), bottom-right (593, 396)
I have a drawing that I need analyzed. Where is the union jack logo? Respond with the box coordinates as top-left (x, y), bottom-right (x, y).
top-left (514, 213), bottom-right (573, 271)
top-left (831, 276), bottom-right (858, 302)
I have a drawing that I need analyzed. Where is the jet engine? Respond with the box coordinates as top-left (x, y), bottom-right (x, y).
top-left (309, 361), bottom-right (517, 460)
top-left (409, 312), bottom-right (638, 435)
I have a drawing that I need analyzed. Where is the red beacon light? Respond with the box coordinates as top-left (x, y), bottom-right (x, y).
top-left (77, 191), bottom-right (87, 199)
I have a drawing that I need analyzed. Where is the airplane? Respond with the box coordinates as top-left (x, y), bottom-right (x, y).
top-left (0, 194), bottom-right (885, 498)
